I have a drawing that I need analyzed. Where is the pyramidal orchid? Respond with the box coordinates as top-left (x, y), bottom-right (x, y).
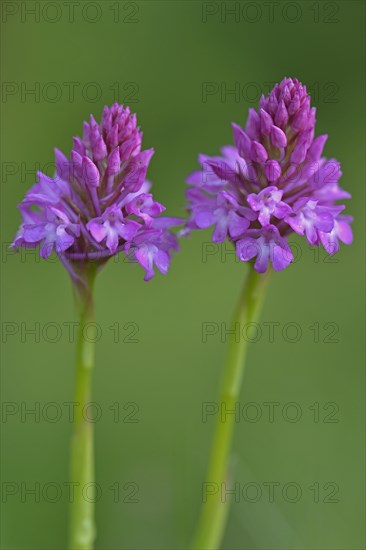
top-left (185, 77), bottom-right (352, 272)
top-left (186, 78), bottom-right (353, 550)
top-left (12, 104), bottom-right (181, 550)
top-left (13, 103), bottom-right (180, 285)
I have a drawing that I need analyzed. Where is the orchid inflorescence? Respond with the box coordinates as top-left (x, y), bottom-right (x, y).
top-left (12, 103), bottom-right (181, 281)
top-left (184, 77), bottom-right (353, 272)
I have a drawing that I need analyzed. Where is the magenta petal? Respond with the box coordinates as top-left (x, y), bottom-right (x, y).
top-left (54, 148), bottom-right (69, 180)
top-left (292, 103), bottom-right (309, 131)
top-left (254, 246), bottom-right (270, 273)
top-left (228, 210), bottom-right (250, 239)
top-left (245, 108), bottom-right (260, 139)
top-left (271, 242), bottom-right (293, 271)
top-left (196, 210), bottom-right (215, 229)
top-left (251, 141), bottom-right (268, 163)
top-left (55, 227), bottom-right (75, 252)
top-left (106, 231), bottom-right (119, 254)
top-left (212, 218), bottom-right (228, 243)
top-left (307, 134), bottom-right (328, 161)
top-left (260, 109), bottom-right (273, 135)
top-left (236, 237), bottom-right (259, 262)
top-left (83, 157), bottom-right (100, 188)
top-left (337, 219), bottom-right (353, 245)
top-left (108, 147), bottom-right (121, 175)
top-left (275, 100), bottom-right (288, 127)
top-left (285, 215), bottom-right (304, 235)
top-left (93, 137), bottom-right (107, 161)
top-left (72, 137), bottom-right (85, 157)
top-left (23, 225), bottom-right (45, 243)
top-left (270, 125), bottom-right (287, 148)
top-left (124, 149), bottom-right (154, 193)
top-left (134, 246), bottom-right (150, 271)
top-left (155, 250), bottom-right (170, 275)
top-left (118, 220), bottom-right (140, 242)
top-left (274, 202), bottom-right (292, 219)
top-left (264, 160), bottom-right (281, 182)
top-left (87, 220), bottom-right (107, 242)
top-left (314, 212), bottom-right (334, 232)
top-left (305, 224), bottom-right (318, 245)
top-left (291, 142), bottom-right (308, 164)
top-left (232, 123), bottom-right (251, 158)
top-left (186, 171), bottom-right (204, 185)
top-left (320, 232), bottom-right (339, 255)
top-left (40, 241), bottom-right (54, 259)
top-left (135, 246), bottom-right (154, 281)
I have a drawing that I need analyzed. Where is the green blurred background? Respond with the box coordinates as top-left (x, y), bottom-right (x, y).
top-left (1, 1), bottom-right (365, 548)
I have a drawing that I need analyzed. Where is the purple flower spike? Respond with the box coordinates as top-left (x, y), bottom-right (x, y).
top-left (184, 77), bottom-right (353, 272)
top-left (12, 103), bottom-right (182, 282)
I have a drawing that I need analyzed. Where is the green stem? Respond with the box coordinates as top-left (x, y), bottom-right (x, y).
top-left (69, 267), bottom-right (97, 550)
top-left (192, 265), bottom-right (271, 550)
